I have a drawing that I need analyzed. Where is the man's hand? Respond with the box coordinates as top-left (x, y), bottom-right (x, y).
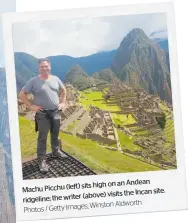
top-left (58, 103), bottom-right (66, 110)
top-left (30, 105), bottom-right (43, 112)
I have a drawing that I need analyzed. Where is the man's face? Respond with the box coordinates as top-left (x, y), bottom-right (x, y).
top-left (39, 61), bottom-right (51, 75)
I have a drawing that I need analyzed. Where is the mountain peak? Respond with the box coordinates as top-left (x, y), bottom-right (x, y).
top-left (128, 28), bottom-right (146, 35)
top-left (111, 28), bottom-right (150, 73)
top-left (111, 28), bottom-right (171, 102)
top-left (71, 64), bottom-right (83, 70)
top-left (65, 64), bottom-right (88, 81)
top-left (125, 28), bottom-right (148, 42)
top-left (65, 65), bottom-right (94, 90)
top-left (68, 64), bottom-right (89, 76)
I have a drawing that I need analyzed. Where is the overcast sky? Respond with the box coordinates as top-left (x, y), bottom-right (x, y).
top-left (12, 13), bottom-right (167, 59)
top-left (0, 0), bottom-right (16, 66)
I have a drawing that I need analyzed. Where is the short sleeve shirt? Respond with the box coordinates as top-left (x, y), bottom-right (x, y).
top-left (22, 75), bottom-right (64, 110)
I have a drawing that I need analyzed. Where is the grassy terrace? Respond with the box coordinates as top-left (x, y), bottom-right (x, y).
top-left (79, 89), bottom-right (138, 127)
top-left (117, 130), bottom-right (142, 151)
top-left (112, 113), bottom-right (136, 126)
top-left (159, 102), bottom-right (175, 142)
top-left (67, 120), bottom-right (79, 132)
top-left (19, 116), bottom-right (160, 173)
top-left (164, 119), bottom-right (175, 141)
top-left (79, 90), bottom-right (121, 112)
top-left (134, 130), bottom-right (150, 135)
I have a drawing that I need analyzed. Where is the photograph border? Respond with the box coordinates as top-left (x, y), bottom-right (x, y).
top-left (2, 2), bottom-right (188, 221)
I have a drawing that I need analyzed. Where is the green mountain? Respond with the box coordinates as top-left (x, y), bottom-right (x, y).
top-left (65, 64), bottom-right (95, 90)
top-left (92, 68), bottom-right (117, 83)
top-left (14, 29), bottom-right (172, 103)
top-left (111, 28), bottom-right (171, 103)
top-left (14, 52), bottom-right (38, 91)
top-left (14, 50), bottom-right (116, 87)
top-left (48, 50), bottom-right (116, 79)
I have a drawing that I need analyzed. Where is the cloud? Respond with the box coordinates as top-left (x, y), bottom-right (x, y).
top-left (12, 12), bottom-right (167, 58)
top-left (149, 30), bottom-right (168, 39)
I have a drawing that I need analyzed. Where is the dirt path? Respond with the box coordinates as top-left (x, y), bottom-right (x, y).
top-left (73, 111), bottom-right (91, 135)
top-left (109, 112), bottom-right (122, 152)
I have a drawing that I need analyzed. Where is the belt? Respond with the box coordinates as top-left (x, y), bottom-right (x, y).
top-left (41, 107), bottom-right (59, 113)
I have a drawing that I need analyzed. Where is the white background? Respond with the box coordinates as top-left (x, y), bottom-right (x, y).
top-left (15, 0), bottom-right (188, 223)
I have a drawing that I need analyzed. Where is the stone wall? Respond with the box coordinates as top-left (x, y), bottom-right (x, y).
top-left (85, 133), bottom-right (116, 145)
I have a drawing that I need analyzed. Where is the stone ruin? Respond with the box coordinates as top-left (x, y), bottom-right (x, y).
top-left (60, 105), bottom-right (80, 121)
top-left (101, 80), bottom-right (176, 168)
top-left (83, 106), bottom-right (117, 146)
top-left (64, 84), bottom-right (79, 106)
top-left (106, 81), bottom-right (165, 136)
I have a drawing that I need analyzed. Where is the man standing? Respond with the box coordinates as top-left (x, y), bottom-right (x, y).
top-left (19, 58), bottom-right (67, 173)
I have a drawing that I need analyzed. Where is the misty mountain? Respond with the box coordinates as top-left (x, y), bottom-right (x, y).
top-left (92, 68), bottom-right (118, 83)
top-left (111, 28), bottom-right (171, 102)
top-left (14, 52), bottom-right (38, 90)
top-left (14, 50), bottom-right (116, 89)
top-left (48, 50), bottom-right (116, 80)
top-left (14, 28), bottom-right (172, 102)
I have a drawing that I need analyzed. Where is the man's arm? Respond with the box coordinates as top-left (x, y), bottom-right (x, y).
top-left (19, 90), bottom-right (43, 112)
top-left (60, 85), bottom-right (66, 104)
top-left (57, 77), bottom-right (66, 110)
top-left (19, 90), bottom-right (32, 108)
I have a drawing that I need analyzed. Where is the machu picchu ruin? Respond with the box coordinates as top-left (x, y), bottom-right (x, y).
top-left (18, 79), bottom-right (176, 173)
top-left (16, 27), bottom-right (176, 176)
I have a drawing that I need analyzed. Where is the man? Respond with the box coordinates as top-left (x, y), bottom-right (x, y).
top-left (19, 58), bottom-right (67, 173)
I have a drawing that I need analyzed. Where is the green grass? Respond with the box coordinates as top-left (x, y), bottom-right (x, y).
top-left (60, 132), bottom-right (160, 173)
top-left (66, 120), bottom-right (79, 132)
top-left (164, 120), bottom-right (175, 141)
top-left (134, 130), bottom-right (150, 135)
top-left (19, 116), bottom-right (160, 173)
top-left (159, 102), bottom-right (169, 115)
top-left (159, 102), bottom-right (175, 142)
top-left (79, 90), bottom-right (121, 112)
top-left (112, 113), bottom-right (137, 126)
top-left (117, 130), bottom-right (142, 152)
top-left (164, 142), bottom-right (172, 148)
top-left (103, 88), bottom-right (109, 94)
top-left (19, 116), bottom-right (51, 159)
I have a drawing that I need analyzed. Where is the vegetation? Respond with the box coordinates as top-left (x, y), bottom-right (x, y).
top-left (79, 90), bottom-right (121, 111)
top-left (155, 112), bottom-right (166, 129)
top-left (112, 113), bottom-right (136, 126)
top-left (91, 69), bottom-right (117, 83)
top-left (65, 65), bottom-right (95, 90)
top-left (19, 116), bottom-right (160, 172)
top-left (159, 102), bottom-right (175, 142)
top-left (117, 130), bottom-right (142, 151)
top-left (134, 130), bottom-right (149, 135)
top-left (112, 28), bottom-right (171, 103)
top-left (19, 116), bottom-right (51, 159)
top-left (66, 120), bottom-right (79, 132)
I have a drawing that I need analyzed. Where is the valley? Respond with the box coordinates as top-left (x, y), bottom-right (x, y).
top-left (16, 28), bottom-right (176, 175)
top-left (18, 79), bottom-right (176, 174)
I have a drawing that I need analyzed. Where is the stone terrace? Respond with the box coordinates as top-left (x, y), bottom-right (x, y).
top-left (102, 80), bottom-right (176, 168)
top-left (83, 106), bottom-right (117, 146)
